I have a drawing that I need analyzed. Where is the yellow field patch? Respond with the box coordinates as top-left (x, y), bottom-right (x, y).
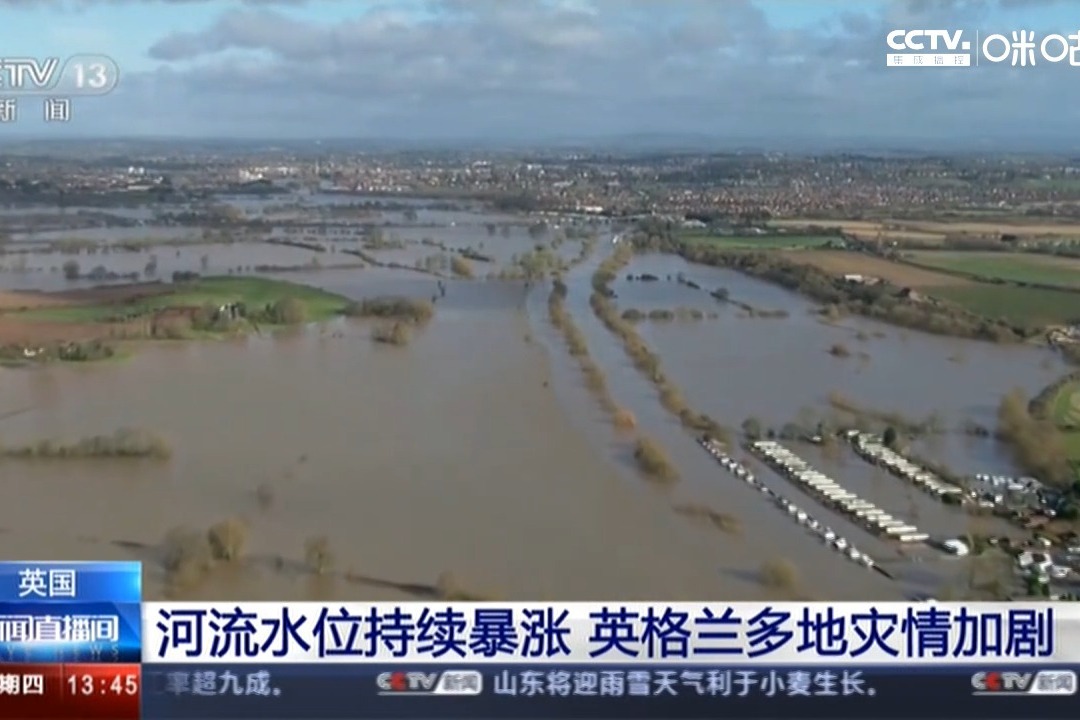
top-left (906, 221), bottom-right (1080, 237)
top-left (787, 251), bottom-right (971, 288)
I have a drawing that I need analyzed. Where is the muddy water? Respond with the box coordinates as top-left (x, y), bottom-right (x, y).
top-left (1, 204), bottom-right (1056, 601)
top-left (0, 276), bottom-right (748, 602)
top-left (615, 254), bottom-right (1065, 474)
top-left (522, 241), bottom-right (908, 600)
top-left (524, 244), bottom-right (1069, 598)
top-left (0, 243), bottom-right (364, 292)
top-left (0, 223), bottom-right (588, 292)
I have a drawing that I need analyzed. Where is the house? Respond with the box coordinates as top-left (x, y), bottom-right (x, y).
top-left (843, 274), bottom-right (880, 285)
top-left (898, 287), bottom-right (922, 301)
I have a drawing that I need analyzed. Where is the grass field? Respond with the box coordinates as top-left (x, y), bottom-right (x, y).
top-left (679, 232), bottom-right (837, 250)
top-left (771, 218), bottom-right (1080, 243)
top-left (1049, 382), bottom-right (1080, 478)
top-left (906, 251), bottom-right (1080, 288)
top-left (1053, 382), bottom-right (1080, 428)
top-left (14, 277), bottom-right (350, 324)
top-left (928, 284), bottom-right (1080, 326)
top-left (786, 250), bottom-right (1079, 326)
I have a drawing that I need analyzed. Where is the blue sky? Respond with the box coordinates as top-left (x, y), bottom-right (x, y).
top-left (0, 0), bottom-right (1077, 147)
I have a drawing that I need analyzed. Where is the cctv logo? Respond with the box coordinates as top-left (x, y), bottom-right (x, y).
top-left (971, 670), bottom-right (1077, 696)
top-left (886, 30), bottom-right (975, 67)
top-left (887, 30), bottom-right (972, 52)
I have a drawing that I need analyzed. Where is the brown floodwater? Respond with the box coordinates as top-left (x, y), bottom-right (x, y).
top-left (0, 275), bottom-right (789, 602)
top-left (531, 242), bottom-right (1057, 599)
top-left (615, 253), bottom-right (1065, 474)
top-left (0, 205), bottom-right (1056, 602)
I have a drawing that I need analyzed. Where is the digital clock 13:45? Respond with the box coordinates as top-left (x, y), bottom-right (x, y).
top-left (68, 672), bottom-right (138, 695)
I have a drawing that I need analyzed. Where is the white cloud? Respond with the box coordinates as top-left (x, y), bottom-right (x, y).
top-left (38, 0), bottom-right (1080, 145)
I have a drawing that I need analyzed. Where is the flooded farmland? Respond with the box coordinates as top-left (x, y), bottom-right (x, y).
top-left (0, 196), bottom-right (1062, 601)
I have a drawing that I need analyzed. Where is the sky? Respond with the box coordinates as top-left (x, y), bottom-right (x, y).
top-left (1, 0), bottom-right (1079, 148)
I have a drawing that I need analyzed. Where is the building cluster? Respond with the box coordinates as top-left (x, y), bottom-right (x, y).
top-left (845, 431), bottom-right (965, 503)
top-left (4, 150), bottom-right (1080, 219)
top-left (697, 436), bottom-right (883, 574)
top-left (749, 440), bottom-right (929, 544)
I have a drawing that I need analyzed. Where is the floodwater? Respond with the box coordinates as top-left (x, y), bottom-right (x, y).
top-left (0, 279), bottom-right (745, 602)
top-left (0, 192), bottom-right (592, 290)
top-left (615, 253), bottom-right (1065, 475)
top-left (519, 243), bottom-right (1056, 597)
top-left (0, 199), bottom-right (1062, 601)
top-left (0, 243), bottom-right (362, 292)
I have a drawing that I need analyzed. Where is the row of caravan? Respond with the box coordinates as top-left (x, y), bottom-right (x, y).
top-left (697, 436), bottom-right (883, 573)
top-left (845, 431), bottom-right (965, 501)
top-left (748, 440), bottom-right (930, 544)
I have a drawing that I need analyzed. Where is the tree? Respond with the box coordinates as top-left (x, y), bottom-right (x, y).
top-left (207, 518), bottom-right (249, 562)
top-left (271, 298), bottom-right (305, 325)
top-left (62, 260), bottom-right (80, 281)
top-left (741, 417), bottom-right (763, 440)
top-left (304, 536), bottom-right (334, 575)
top-left (883, 426), bottom-right (898, 449)
top-left (779, 423), bottom-right (801, 440)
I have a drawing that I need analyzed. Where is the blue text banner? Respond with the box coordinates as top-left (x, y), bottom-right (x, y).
top-left (140, 663), bottom-right (1079, 719)
top-left (144, 602), bottom-right (1068, 664)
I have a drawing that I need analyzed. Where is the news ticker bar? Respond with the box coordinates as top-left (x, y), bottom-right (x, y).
top-left (135, 664), bottom-right (1080, 719)
top-left (0, 663), bottom-right (1076, 719)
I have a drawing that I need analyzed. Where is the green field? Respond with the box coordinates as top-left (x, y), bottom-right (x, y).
top-left (19, 277), bottom-right (350, 324)
top-left (1053, 382), bottom-right (1080, 427)
top-left (928, 283), bottom-right (1080, 327)
top-left (1049, 382), bottom-right (1080, 481)
top-left (679, 232), bottom-right (839, 250)
top-left (908, 251), bottom-right (1080, 288)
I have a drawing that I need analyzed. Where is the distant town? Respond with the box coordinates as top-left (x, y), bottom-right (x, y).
top-left (5, 146), bottom-right (1080, 223)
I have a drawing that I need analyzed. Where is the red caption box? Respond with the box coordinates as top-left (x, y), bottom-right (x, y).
top-left (0, 663), bottom-right (140, 720)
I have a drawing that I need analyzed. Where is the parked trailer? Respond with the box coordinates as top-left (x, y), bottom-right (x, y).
top-left (876, 520), bottom-right (911, 533)
top-left (885, 525), bottom-right (919, 536)
top-left (898, 533), bottom-right (930, 543)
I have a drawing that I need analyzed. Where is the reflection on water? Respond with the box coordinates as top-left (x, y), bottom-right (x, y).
top-left (0, 286), bottom-right (746, 601)
top-left (0, 199), bottom-right (1061, 601)
top-left (614, 254), bottom-right (1063, 477)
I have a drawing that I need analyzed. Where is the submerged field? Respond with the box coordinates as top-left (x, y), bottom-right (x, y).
top-left (0, 278), bottom-right (747, 601)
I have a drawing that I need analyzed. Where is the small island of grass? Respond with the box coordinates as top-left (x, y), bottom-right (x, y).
top-left (0, 276), bottom-right (355, 364)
